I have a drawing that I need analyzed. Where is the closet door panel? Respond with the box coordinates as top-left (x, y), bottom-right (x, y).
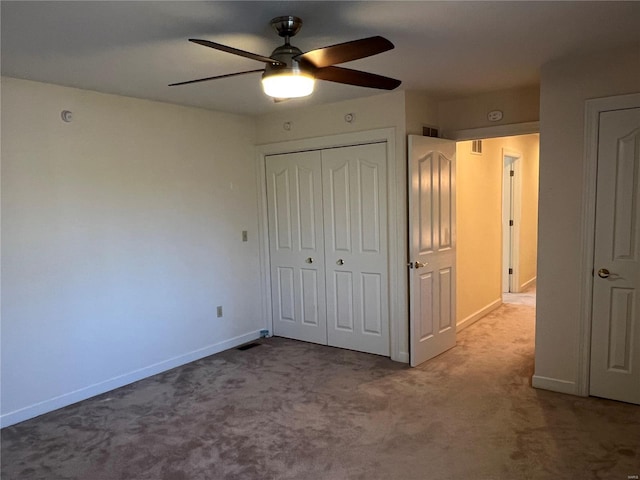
top-left (334, 271), bottom-right (354, 331)
top-left (327, 162), bottom-right (352, 252)
top-left (266, 152), bottom-right (327, 345)
top-left (323, 143), bottom-right (389, 356)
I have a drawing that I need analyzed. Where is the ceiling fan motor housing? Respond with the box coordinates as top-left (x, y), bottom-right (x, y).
top-left (264, 44), bottom-right (315, 77)
top-left (270, 16), bottom-right (303, 39)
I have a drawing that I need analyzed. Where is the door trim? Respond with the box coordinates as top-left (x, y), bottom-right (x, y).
top-left (577, 92), bottom-right (640, 396)
top-left (447, 121), bottom-right (540, 141)
top-left (255, 128), bottom-right (405, 361)
top-left (502, 148), bottom-right (522, 293)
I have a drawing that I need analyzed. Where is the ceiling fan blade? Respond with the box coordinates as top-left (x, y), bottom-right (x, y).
top-left (296, 36), bottom-right (394, 68)
top-left (315, 66), bottom-right (401, 90)
top-left (169, 69), bottom-right (264, 87)
top-left (189, 39), bottom-right (282, 65)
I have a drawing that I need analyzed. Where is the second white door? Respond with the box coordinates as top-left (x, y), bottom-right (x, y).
top-left (266, 142), bottom-right (389, 356)
top-left (589, 106), bottom-right (640, 405)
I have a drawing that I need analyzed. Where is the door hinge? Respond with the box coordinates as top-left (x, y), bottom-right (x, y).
top-left (509, 220), bottom-right (514, 226)
top-left (510, 170), bottom-right (515, 177)
top-left (509, 268), bottom-right (513, 275)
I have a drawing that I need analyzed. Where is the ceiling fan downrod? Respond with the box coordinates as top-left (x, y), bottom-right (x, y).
top-left (270, 15), bottom-right (303, 46)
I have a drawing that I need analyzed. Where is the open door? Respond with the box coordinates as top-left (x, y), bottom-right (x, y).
top-left (409, 135), bottom-right (457, 367)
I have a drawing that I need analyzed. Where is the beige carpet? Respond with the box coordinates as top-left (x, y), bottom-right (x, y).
top-left (2, 303), bottom-right (639, 479)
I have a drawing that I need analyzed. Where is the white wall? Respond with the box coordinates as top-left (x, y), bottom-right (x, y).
top-left (404, 90), bottom-right (440, 135)
top-left (534, 43), bottom-right (640, 394)
top-left (438, 86), bottom-right (539, 136)
top-left (255, 90), bottom-right (407, 145)
top-left (1, 78), bottom-right (262, 426)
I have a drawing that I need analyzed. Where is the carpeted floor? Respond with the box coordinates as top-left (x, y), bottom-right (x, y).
top-left (503, 285), bottom-right (536, 307)
top-left (1, 303), bottom-right (639, 479)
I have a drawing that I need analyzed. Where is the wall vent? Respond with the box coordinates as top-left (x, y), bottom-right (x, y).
top-left (237, 342), bottom-right (261, 351)
top-left (422, 126), bottom-right (439, 138)
top-left (471, 139), bottom-right (483, 155)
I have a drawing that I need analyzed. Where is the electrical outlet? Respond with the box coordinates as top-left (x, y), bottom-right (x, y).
top-left (242, 230), bottom-right (248, 242)
top-left (216, 306), bottom-right (223, 318)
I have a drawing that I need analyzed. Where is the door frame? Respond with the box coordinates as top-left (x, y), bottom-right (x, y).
top-left (255, 128), bottom-right (405, 361)
top-left (502, 148), bottom-right (523, 293)
top-left (577, 92), bottom-right (640, 396)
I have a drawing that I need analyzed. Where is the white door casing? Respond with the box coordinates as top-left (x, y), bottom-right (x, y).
top-left (266, 151), bottom-right (327, 345)
top-left (502, 150), bottom-right (522, 293)
top-left (409, 135), bottom-right (457, 367)
top-left (589, 106), bottom-right (640, 405)
top-left (323, 143), bottom-right (389, 356)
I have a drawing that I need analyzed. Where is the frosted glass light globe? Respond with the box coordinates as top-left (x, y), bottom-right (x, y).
top-left (262, 73), bottom-right (315, 98)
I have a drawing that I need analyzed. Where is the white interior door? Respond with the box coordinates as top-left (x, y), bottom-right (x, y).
top-left (409, 135), bottom-right (457, 367)
top-left (322, 143), bottom-right (389, 356)
top-left (266, 151), bottom-right (327, 345)
top-left (590, 106), bottom-right (640, 404)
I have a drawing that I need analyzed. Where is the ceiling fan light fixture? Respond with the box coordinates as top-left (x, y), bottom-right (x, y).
top-left (171, 16), bottom-right (401, 98)
top-left (261, 70), bottom-right (315, 98)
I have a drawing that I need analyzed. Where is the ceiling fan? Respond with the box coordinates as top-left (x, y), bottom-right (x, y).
top-left (169, 15), bottom-right (401, 100)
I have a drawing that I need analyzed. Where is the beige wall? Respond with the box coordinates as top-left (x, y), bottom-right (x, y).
top-left (535, 43), bottom-right (640, 393)
top-left (456, 134), bottom-right (539, 329)
top-left (456, 139), bottom-right (503, 326)
top-left (1, 77), bottom-right (261, 425)
top-left (517, 135), bottom-right (539, 287)
top-left (439, 86), bottom-right (540, 137)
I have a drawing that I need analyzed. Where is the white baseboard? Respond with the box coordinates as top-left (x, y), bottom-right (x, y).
top-left (532, 375), bottom-right (579, 396)
top-left (393, 351), bottom-right (409, 364)
top-left (456, 298), bottom-right (503, 332)
top-left (519, 276), bottom-right (537, 292)
top-left (0, 330), bottom-right (262, 428)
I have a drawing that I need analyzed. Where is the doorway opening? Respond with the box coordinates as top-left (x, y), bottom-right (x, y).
top-left (455, 133), bottom-right (540, 330)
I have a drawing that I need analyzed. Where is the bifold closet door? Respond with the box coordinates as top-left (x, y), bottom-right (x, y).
top-left (266, 143), bottom-right (389, 356)
top-left (322, 143), bottom-right (389, 356)
top-left (265, 151), bottom-right (327, 345)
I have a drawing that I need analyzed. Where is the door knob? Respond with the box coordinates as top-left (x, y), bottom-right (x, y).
top-left (414, 261), bottom-right (426, 269)
top-left (305, 257), bottom-right (314, 264)
top-left (337, 259), bottom-right (344, 265)
top-left (597, 268), bottom-right (611, 278)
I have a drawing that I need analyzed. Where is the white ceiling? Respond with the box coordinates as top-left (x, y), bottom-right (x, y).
top-left (2, 1), bottom-right (639, 116)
